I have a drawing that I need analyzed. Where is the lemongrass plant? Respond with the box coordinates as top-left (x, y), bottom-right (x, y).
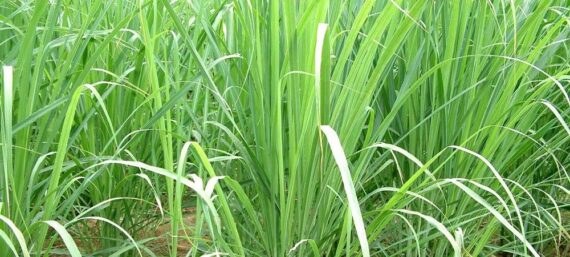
top-left (0, 0), bottom-right (569, 256)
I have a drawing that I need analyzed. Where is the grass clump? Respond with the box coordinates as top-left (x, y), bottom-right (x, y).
top-left (0, 0), bottom-right (569, 256)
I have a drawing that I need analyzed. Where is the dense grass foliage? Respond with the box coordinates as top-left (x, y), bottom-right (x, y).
top-left (1, 0), bottom-right (569, 256)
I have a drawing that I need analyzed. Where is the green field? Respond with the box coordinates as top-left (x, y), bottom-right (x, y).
top-left (0, 0), bottom-right (569, 256)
